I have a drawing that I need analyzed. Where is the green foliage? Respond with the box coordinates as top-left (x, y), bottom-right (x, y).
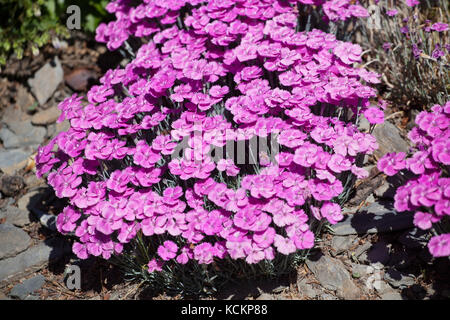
top-left (0, 0), bottom-right (110, 66)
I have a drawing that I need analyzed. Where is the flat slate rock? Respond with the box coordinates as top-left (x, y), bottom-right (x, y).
top-left (373, 122), bottom-right (410, 158)
top-left (0, 206), bottom-right (31, 227)
top-left (0, 223), bottom-right (31, 260)
top-left (306, 254), bottom-right (361, 300)
top-left (0, 120), bottom-right (46, 150)
top-left (28, 57), bottom-right (64, 106)
top-left (384, 268), bottom-right (416, 289)
top-left (31, 106), bottom-right (61, 125)
top-left (0, 149), bottom-right (31, 173)
top-left (0, 238), bottom-right (72, 283)
top-left (9, 275), bottom-right (45, 299)
top-left (331, 202), bottom-right (414, 236)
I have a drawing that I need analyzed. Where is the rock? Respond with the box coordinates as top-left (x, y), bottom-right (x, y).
top-left (0, 223), bottom-right (31, 260)
top-left (353, 242), bottom-right (372, 259)
top-left (351, 263), bottom-right (370, 279)
top-left (380, 291), bottom-right (403, 300)
top-left (0, 292), bottom-right (10, 300)
top-left (24, 175), bottom-right (44, 189)
top-left (28, 57), bottom-right (64, 106)
top-left (1, 104), bottom-right (31, 125)
top-left (55, 120), bottom-right (70, 133)
top-left (373, 122), bottom-right (410, 158)
top-left (384, 268), bottom-right (415, 289)
top-left (331, 202), bottom-right (414, 236)
top-left (16, 85), bottom-right (37, 114)
top-left (9, 275), bottom-right (45, 299)
top-left (256, 293), bottom-right (274, 300)
top-left (319, 293), bottom-right (338, 300)
top-left (0, 238), bottom-right (72, 282)
top-left (0, 120), bottom-right (46, 150)
top-left (1, 206), bottom-right (31, 227)
top-left (17, 189), bottom-right (44, 211)
top-left (297, 278), bottom-right (319, 299)
top-left (398, 229), bottom-right (429, 249)
top-left (0, 149), bottom-right (31, 175)
top-left (306, 254), bottom-right (361, 300)
top-left (31, 106), bottom-right (61, 125)
top-left (331, 235), bottom-right (358, 255)
top-left (65, 68), bottom-right (97, 91)
top-left (365, 241), bottom-right (391, 265)
top-left (0, 175), bottom-right (25, 196)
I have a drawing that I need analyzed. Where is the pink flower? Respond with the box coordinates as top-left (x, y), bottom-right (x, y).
top-left (320, 202), bottom-right (343, 225)
top-left (157, 240), bottom-right (178, 261)
top-left (334, 43), bottom-right (362, 65)
top-left (378, 152), bottom-right (407, 176)
top-left (413, 211), bottom-right (435, 230)
top-left (431, 23), bottom-right (449, 32)
top-left (428, 234), bottom-right (450, 257)
top-left (148, 259), bottom-right (164, 273)
top-left (363, 107), bottom-right (384, 124)
top-left (405, 0), bottom-right (420, 7)
top-left (274, 235), bottom-right (296, 255)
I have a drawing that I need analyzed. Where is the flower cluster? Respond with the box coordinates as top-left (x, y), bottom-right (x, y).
top-left (37, 0), bottom-right (379, 273)
top-left (378, 102), bottom-right (450, 258)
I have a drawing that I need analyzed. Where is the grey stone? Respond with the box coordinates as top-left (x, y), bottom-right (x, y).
top-left (0, 149), bottom-right (31, 173)
top-left (1, 206), bottom-right (32, 227)
top-left (31, 106), bottom-right (61, 125)
top-left (306, 254), bottom-right (361, 300)
top-left (380, 291), bottom-right (403, 300)
top-left (0, 120), bottom-right (46, 149)
top-left (319, 293), bottom-right (338, 300)
top-left (297, 278), bottom-right (318, 299)
top-left (0, 175), bottom-right (25, 196)
top-left (373, 122), bottom-right (410, 158)
top-left (384, 268), bottom-right (415, 289)
top-left (331, 202), bottom-right (414, 236)
top-left (9, 275), bottom-right (45, 300)
top-left (256, 293), bottom-right (274, 300)
top-left (351, 263), bottom-right (370, 279)
top-left (0, 223), bottom-right (31, 260)
top-left (28, 57), bottom-right (64, 106)
top-left (17, 189), bottom-right (44, 211)
top-left (0, 238), bottom-right (71, 282)
top-left (331, 235), bottom-right (358, 255)
top-left (353, 242), bottom-right (372, 259)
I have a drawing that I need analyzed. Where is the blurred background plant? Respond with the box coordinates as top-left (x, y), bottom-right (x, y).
top-left (358, 0), bottom-right (449, 109)
top-left (0, 0), bottom-right (111, 66)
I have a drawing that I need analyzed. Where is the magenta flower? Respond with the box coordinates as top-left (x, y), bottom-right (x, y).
top-left (431, 23), bottom-right (449, 32)
top-left (320, 202), bottom-right (343, 225)
top-left (363, 107), bottom-right (384, 124)
top-left (157, 240), bottom-right (178, 261)
top-left (378, 152), bottom-right (407, 176)
top-left (428, 234), bottom-right (450, 257)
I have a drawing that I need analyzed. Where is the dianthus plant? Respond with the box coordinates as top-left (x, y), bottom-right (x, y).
top-left (36, 0), bottom-right (380, 292)
top-left (378, 102), bottom-right (450, 258)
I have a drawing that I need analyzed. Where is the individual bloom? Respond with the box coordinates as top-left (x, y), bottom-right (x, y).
top-left (413, 211), bottom-right (435, 230)
top-left (382, 42), bottom-right (392, 51)
top-left (428, 234), bottom-right (450, 257)
top-left (327, 154), bottom-right (352, 173)
top-left (106, 170), bottom-right (130, 193)
top-left (320, 202), bottom-right (343, 225)
top-left (183, 59), bottom-right (207, 80)
top-left (176, 246), bottom-right (194, 265)
top-left (333, 42), bottom-right (362, 65)
top-left (351, 165), bottom-right (369, 179)
top-left (157, 240), bottom-right (178, 261)
top-left (432, 140), bottom-right (450, 165)
top-left (56, 206), bottom-right (81, 234)
top-left (378, 152), bottom-right (406, 176)
top-left (363, 107), bottom-right (384, 124)
top-left (293, 230), bottom-right (315, 250)
top-left (293, 143), bottom-right (320, 167)
top-left (224, 188), bottom-right (248, 212)
top-left (253, 227), bottom-right (275, 249)
top-left (277, 129), bottom-right (306, 148)
top-left (193, 242), bottom-right (215, 264)
top-left (147, 259), bottom-right (164, 273)
top-left (234, 44), bottom-right (258, 62)
top-left (273, 234), bottom-right (296, 255)
top-left (152, 135), bottom-right (177, 155)
top-left (216, 159), bottom-right (240, 176)
top-left (410, 184), bottom-right (442, 207)
top-left (432, 44), bottom-right (445, 59)
top-left (245, 244), bottom-right (265, 264)
top-left (73, 242), bottom-right (89, 259)
top-left (431, 22), bottom-right (449, 32)
top-left (405, 0), bottom-right (420, 7)
top-left (133, 140), bottom-right (161, 168)
top-left (407, 151), bottom-right (434, 175)
top-left (386, 9), bottom-right (398, 16)
top-left (117, 221), bottom-right (138, 243)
